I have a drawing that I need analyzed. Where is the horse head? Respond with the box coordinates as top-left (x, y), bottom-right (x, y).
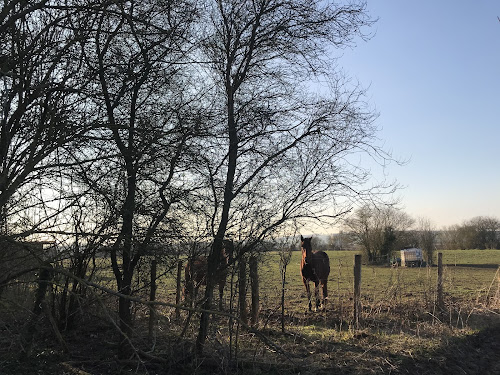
top-left (301, 235), bottom-right (313, 265)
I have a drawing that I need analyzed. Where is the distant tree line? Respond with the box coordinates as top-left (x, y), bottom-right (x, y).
top-left (440, 216), bottom-right (500, 250)
top-left (319, 206), bottom-right (499, 264)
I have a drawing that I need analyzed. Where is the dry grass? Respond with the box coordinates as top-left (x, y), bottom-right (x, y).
top-left (1, 249), bottom-right (499, 374)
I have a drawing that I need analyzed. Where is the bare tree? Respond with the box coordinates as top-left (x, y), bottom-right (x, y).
top-left (192, 0), bottom-right (395, 353)
top-left (468, 216), bottom-right (500, 249)
top-left (442, 217), bottom-right (500, 250)
top-left (0, 3), bottom-right (105, 338)
top-left (71, 0), bottom-right (197, 356)
top-left (0, 0), bottom-right (405, 361)
top-left (329, 231), bottom-right (351, 250)
top-left (416, 217), bottom-right (436, 265)
top-left (0, 1), bottom-right (94, 233)
top-left (344, 205), bottom-right (414, 262)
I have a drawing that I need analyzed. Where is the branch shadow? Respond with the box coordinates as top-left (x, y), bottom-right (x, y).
top-left (394, 322), bottom-right (500, 374)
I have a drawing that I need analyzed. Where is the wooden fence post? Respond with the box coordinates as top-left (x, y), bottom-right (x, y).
top-left (20, 264), bottom-right (53, 358)
top-left (175, 260), bottom-right (182, 319)
top-left (238, 254), bottom-right (248, 325)
top-left (249, 255), bottom-right (259, 327)
top-left (495, 266), bottom-right (500, 306)
top-left (437, 252), bottom-right (444, 311)
top-left (148, 258), bottom-right (157, 345)
top-left (353, 254), bottom-right (361, 328)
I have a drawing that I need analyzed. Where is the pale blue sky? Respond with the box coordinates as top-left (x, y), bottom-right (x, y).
top-left (337, 0), bottom-right (500, 229)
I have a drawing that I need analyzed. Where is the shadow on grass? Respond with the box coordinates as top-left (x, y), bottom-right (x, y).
top-left (393, 322), bottom-right (500, 375)
top-left (1, 307), bottom-right (499, 375)
top-left (445, 263), bottom-right (499, 269)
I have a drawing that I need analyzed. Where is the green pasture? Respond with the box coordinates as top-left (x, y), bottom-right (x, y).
top-left (260, 250), bottom-right (500, 313)
top-left (146, 247), bottom-right (500, 369)
top-left (156, 249), bottom-right (500, 318)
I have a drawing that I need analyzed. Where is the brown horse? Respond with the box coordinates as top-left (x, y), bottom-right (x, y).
top-left (300, 235), bottom-right (330, 311)
top-left (184, 240), bottom-right (232, 309)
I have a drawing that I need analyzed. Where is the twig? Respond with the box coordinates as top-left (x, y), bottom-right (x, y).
top-left (44, 265), bottom-right (297, 366)
top-left (42, 300), bottom-right (69, 353)
top-left (484, 267), bottom-right (500, 305)
top-left (90, 287), bottom-right (143, 364)
top-left (426, 311), bottom-right (442, 324)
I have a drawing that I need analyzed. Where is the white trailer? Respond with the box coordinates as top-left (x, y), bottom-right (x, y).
top-left (400, 248), bottom-right (424, 267)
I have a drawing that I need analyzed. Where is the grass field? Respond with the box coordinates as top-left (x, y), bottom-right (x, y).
top-left (259, 249), bottom-right (500, 310)
top-left (158, 249), bottom-right (500, 374)
top-left (159, 249), bottom-right (500, 319)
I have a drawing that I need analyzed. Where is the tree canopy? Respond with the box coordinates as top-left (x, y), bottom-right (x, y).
top-left (1, 0), bottom-right (401, 358)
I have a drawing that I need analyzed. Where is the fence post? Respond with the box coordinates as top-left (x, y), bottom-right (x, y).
top-left (148, 258), bottom-right (157, 345)
top-left (175, 260), bottom-right (182, 319)
top-left (20, 264), bottom-right (53, 358)
top-left (249, 255), bottom-right (259, 327)
top-left (353, 254), bottom-right (361, 329)
top-left (238, 254), bottom-right (248, 325)
top-left (495, 267), bottom-right (500, 307)
top-left (437, 252), bottom-right (444, 311)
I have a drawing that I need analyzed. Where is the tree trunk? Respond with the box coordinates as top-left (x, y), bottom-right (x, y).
top-left (196, 237), bottom-right (224, 354)
top-left (116, 165), bottom-right (136, 358)
top-left (196, 38), bottom-right (239, 354)
top-left (118, 271), bottom-right (133, 358)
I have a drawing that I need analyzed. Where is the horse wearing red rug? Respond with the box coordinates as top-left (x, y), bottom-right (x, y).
top-left (184, 240), bottom-right (232, 309)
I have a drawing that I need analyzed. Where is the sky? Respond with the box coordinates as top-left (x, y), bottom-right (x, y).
top-left (334, 0), bottom-right (500, 230)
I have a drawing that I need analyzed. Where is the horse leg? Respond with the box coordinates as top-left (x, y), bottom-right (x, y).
top-left (314, 281), bottom-right (320, 311)
top-left (303, 278), bottom-right (312, 311)
top-left (321, 280), bottom-right (328, 310)
top-left (185, 279), bottom-right (194, 307)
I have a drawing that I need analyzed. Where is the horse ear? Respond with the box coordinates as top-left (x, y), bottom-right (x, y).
top-left (300, 235), bottom-right (304, 242)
